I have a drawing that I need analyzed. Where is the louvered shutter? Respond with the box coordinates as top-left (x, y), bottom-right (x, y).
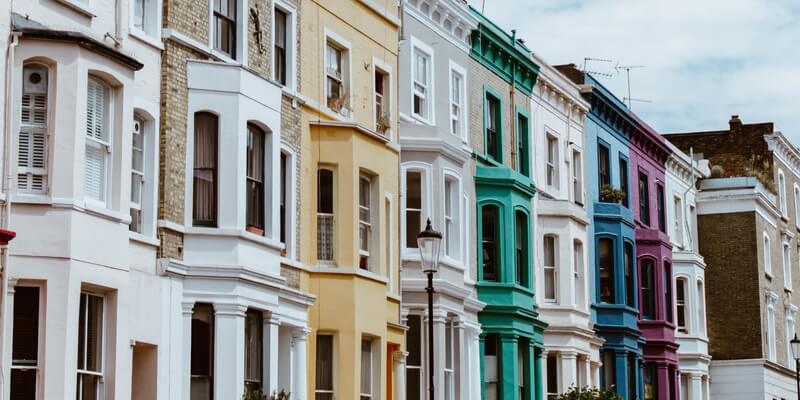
top-left (18, 65), bottom-right (48, 193)
top-left (84, 78), bottom-right (108, 202)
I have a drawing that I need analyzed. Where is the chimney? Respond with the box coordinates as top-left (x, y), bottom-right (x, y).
top-left (729, 114), bottom-right (742, 131)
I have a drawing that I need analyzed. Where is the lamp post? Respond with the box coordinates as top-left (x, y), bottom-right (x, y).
top-left (417, 218), bottom-right (442, 400)
top-left (791, 334), bottom-right (800, 399)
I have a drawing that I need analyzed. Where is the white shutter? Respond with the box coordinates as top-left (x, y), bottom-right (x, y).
top-left (84, 77), bottom-right (109, 203)
top-left (18, 65), bottom-right (49, 194)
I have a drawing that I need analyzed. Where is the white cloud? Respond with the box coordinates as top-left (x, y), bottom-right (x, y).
top-left (468, 0), bottom-right (800, 140)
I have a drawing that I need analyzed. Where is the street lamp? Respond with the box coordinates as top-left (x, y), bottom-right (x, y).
top-left (417, 218), bottom-right (442, 400)
top-left (791, 334), bottom-right (800, 398)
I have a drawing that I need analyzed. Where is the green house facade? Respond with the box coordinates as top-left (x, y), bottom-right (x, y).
top-left (469, 7), bottom-right (546, 400)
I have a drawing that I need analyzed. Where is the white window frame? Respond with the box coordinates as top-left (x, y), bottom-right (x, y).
top-left (280, 147), bottom-right (297, 260)
top-left (444, 319), bottom-right (456, 400)
top-left (84, 76), bottom-right (113, 208)
top-left (543, 234), bottom-right (558, 303)
top-left (448, 60), bottom-right (467, 141)
top-left (673, 195), bottom-right (684, 248)
top-left (208, 0), bottom-right (246, 63)
top-left (410, 36), bottom-right (434, 124)
top-left (766, 291), bottom-right (777, 362)
top-left (358, 174), bottom-right (376, 271)
top-left (360, 337), bottom-right (378, 400)
top-left (130, 114), bottom-right (146, 234)
top-left (546, 133), bottom-right (559, 190)
top-left (323, 29), bottom-right (352, 118)
top-left (18, 63), bottom-right (50, 195)
top-left (271, 0), bottom-right (297, 90)
top-left (76, 290), bottom-right (105, 400)
top-left (443, 171), bottom-right (462, 262)
top-left (401, 163), bottom-right (432, 252)
top-left (764, 233), bottom-right (772, 277)
top-left (572, 149), bottom-right (583, 205)
top-left (784, 242), bottom-right (792, 291)
top-left (371, 57), bottom-right (392, 137)
top-left (779, 169), bottom-right (788, 217)
top-left (573, 239), bottom-right (584, 309)
top-left (317, 166), bottom-right (336, 264)
top-left (129, 0), bottom-right (162, 44)
top-left (697, 279), bottom-right (707, 337)
top-left (787, 305), bottom-right (798, 366)
top-left (675, 276), bottom-right (689, 334)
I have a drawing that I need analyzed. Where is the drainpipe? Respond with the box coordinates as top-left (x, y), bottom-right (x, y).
top-left (0, 28), bottom-right (20, 392)
top-left (682, 147), bottom-right (695, 251)
top-left (508, 30), bottom-right (517, 171)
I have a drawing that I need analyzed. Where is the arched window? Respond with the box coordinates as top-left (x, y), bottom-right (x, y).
top-left (641, 258), bottom-right (656, 319)
top-left (514, 211), bottom-right (528, 287)
top-left (779, 170), bottom-right (787, 216)
top-left (246, 123), bottom-right (266, 233)
top-left (598, 238), bottom-right (614, 303)
top-left (85, 76), bottom-right (113, 205)
top-left (676, 277), bottom-right (689, 333)
top-left (19, 64), bottom-right (49, 193)
top-left (624, 243), bottom-right (635, 307)
top-left (481, 205), bottom-right (499, 282)
top-left (543, 234), bottom-right (557, 301)
top-left (317, 168), bottom-right (335, 262)
top-left (193, 112), bottom-right (218, 226)
top-left (404, 169), bottom-right (425, 249)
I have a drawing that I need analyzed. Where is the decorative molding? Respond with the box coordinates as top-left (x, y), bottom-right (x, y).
top-left (404, 0), bottom-right (477, 50)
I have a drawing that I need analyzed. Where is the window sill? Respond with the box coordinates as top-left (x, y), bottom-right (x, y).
top-left (129, 28), bottom-right (164, 50)
top-left (313, 265), bottom-right (389, 285)
top-left (410, 113), bottom-right (434, 126)
top-left (55, 0), bottom-right (96, 17)
top-left (474, 152), bottom-right (502, 167)
top-left (785, 286), bottom-right (793, 293)
top-left (129, 231), bottom-right (160, 247)
top-left (210, 49), bottom-right (240, 65)
top-left (184, 226), bottom-right (283, 251)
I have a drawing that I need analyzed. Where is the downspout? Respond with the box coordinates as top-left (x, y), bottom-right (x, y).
top-left (682, 147), bottom-right (695, 251)
top-left (508, 30), bottom-right (517, 171)
top-left (0, 29), bottom-right (20, 391)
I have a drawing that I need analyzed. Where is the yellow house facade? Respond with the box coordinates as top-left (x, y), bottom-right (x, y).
top-left (298, 1), bottom-right (404, 399)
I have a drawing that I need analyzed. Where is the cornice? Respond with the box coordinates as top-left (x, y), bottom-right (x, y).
top-left (532, 77), bottom-right (587, 126)
top-left (532, 55), bottom-right (590, 118)
top-left (404, 0), bottom-right (477, 49)
top-left (766, 132), bottom-right (800, 181)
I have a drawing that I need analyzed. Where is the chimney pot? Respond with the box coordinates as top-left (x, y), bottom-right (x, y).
top-left (729, 114), bottom-right (742, 130)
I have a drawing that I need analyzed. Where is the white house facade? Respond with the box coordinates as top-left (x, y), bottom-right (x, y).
top-left (398, 1), bottom-right (484, 399)
top-left (665, 141), bottom-right (712, 400)
top-left (0, 0), bottom-right (162, 398)
top-left (530, 56), bottom-right (603, 396)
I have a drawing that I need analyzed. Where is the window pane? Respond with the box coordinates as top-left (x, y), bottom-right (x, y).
top-left (406, 171), bottom-right (422, 248)
top-left (639, 173), bottom-right (650, 225)
top-left (625, 243), bottom-right (635, 307)
top-left (244, 310), bottom-right (263, 393)
top-left (193, 113), bottom-right (218, 226)
top-left (599, 239), bottom-right (614, 303)
top-left (280, 153), bottom-right (288, 244)
top-left (598, 145), bottom-right (610, 188)
top-left (12, 287), bottom-right (39, 365)
top-left (318, 169), bottom-right (334, 214)
top-left (619, 158), bottom-right (629, 206)
top-left (515, 211), bottom-right (527, 286)
top-left (274, 8), bottom-right (288, 85)
top-left (315, 335), bottom-right (334, 391)
top-left (191, 303), bottom-right (214, 400)
top-left (360, 339), bottom-right (372, 395)
top-left (641, 259), bottom-right (655, 319)
top-left (246, 124), bottom-right (266, 231)
top-left (482, 206), bottom-right (498, 281)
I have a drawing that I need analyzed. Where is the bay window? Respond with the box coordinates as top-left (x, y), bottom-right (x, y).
top-left (18, 64), bottom-right (48, 194)
top-left (444, 177), bottom-right (458, 258)
top-left (85, 76), bottom-right (112, 206)
top-left (543, 235), bottom-right (557, 301)
top-left (625, 243), bottom-right (635, 307)
top-left (657, 184), bottom-right (666, 232)
top-left (77, 292), bottom-right (104, 400)
top-left (191, 303), bottom-right (214, 400)
top-left (481, 205), bottom-right (499, 281)
top-left (315, 334), bottom-right (334, 400)
top-left (676, 278), bottom-right (688, 333)
top-left (246, 124), bottom-right (266, 234)
top-left (358, 174), bottom-right (374, 270)
top-left (641, 259), bottom-right (655, 319)
top-left (11, 286), bottom-right (40, 399)
top-left (697, 281), bottom-right (706, 336)
top-left (664, 262), bottom-right (673, 322)
top-left (515, 211), bottom-right (529, 287)
top-left (600, 351), bottom-right (615, 389)
top-left (193, 112), bottom-right (218, 227)
top-left (517, 340), bottom-right (527, 400)
top-left (244, 310), bottom-right (263, 394)
top-left (599, 238), bottom-right (614, 303)
top-left (317, 168), bottom-right (335, 262)
top-left (405, 170), bottom-right (423, 249)
top-left (574, 240), bottom-right (585, 308)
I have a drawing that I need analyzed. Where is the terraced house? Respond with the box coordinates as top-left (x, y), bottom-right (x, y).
top-left (469, 8), bottom-right (547, 400)
top-left (0, 0), bottom-right (161, 398)
top-left (558, 64), bottom-right (643, 400)
top-left (398, 0), bottom-right (484, 399)
top-left (530, 57), bottom-right (603, 397)
top-left (666, 116), bottom-right (800, 400)
top-left (157, 0), bottom-right (314, 398)
top-left (298, 0), bottom-right (404, 399)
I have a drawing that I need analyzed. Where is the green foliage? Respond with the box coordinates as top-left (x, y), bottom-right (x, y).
top-left (241, 389), bottom-right (291, 400)
top-left (555, 386), bottom-right (624, 400)
top-left (600, 184), bottom-right (627, 203)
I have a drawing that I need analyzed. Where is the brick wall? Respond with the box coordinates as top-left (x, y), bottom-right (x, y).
top-left (698, 211), bottom-right (762, 360)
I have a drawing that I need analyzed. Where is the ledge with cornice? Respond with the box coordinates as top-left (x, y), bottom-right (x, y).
top-left (532, 55), bottom-right (590, 122)
top-left (766, 132), bottom-right (800, 180)
top-left (404, 0), bottom-right (477, 50)
top-left (469, 7), bottom-right (539, 95)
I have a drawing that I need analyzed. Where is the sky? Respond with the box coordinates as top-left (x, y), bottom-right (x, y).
top-left (466, 0), bottom-right (800, 141)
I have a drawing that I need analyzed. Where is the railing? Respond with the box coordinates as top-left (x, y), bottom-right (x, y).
top-left (317, 213), bottom-right (334, 262)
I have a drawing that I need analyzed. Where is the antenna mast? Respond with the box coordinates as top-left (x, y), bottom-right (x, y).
top-left (615, 64), bottom-right (646, 108)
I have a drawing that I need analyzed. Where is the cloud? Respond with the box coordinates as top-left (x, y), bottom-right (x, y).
top-left (467, 0), bottom-right (800, 140)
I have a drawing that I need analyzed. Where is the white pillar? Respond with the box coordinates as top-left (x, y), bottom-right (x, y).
top-left (540, 350), bottom-right (549, 400)
top-left (468, 325), bottom-right (482, 400)
top-left (291, 328), bottom-right (310, 400)
top-left (430, 311), bottom-right (447, 400)
top-left (181, 301), bottom-right (194, 400)
top-left (457, 320), bottom-right (468, 399)
top-left (592, 361), bottom-right (600, 389)
top-left (560, 351), bottom-right (578, 392)
top-left (394, 350), bottom-right (408, 400)
top-left (690, 372), bottom-right (703, 400)
top-left (263, 316), bottom-right (281, 396)
top-left (583, 357), bottom-right (592, 388)
top-left (214, 303), bottom-right (247, 400)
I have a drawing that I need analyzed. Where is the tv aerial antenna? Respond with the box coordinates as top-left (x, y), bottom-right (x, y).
top-left (581, 57), bottom-right (614, 78)
top-left (614, 64), bottom-right (650, 109)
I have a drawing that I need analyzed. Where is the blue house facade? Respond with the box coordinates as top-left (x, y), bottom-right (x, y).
top-left (557, 65), bottom-right (644, 400)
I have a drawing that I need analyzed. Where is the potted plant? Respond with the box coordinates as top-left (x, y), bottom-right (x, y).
top-left (376, 113), bottom-right (391, 134)
top-left (247, 225), bottom-right (265, 236)
top-left (327, 90), bottom-right (349, 116)
top-left (241, 389), bottom-right (291, 400)
top-left (556, 386), bottom-right (623, 400)
top-left (600, 184), bottom-right (626, 204)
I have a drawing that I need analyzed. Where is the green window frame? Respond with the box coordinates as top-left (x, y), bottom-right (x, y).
top-left (515, 107), bottom-right (530, 177)
top-left (483, 86), bottom-right (503, 163)
top-left (514, 209), bottom-right (529, 287)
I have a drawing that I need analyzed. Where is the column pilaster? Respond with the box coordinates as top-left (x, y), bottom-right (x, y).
top-left (181, 301), bottom-right (195, 400)
top-left (263, 316), bottom-right (281, 396)
top-left (291, 327), bottom-right (310, 400)
top-left (213, 303), bottom-right (247, 399)
top-left (393, 350), bottom-right (409, 400)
